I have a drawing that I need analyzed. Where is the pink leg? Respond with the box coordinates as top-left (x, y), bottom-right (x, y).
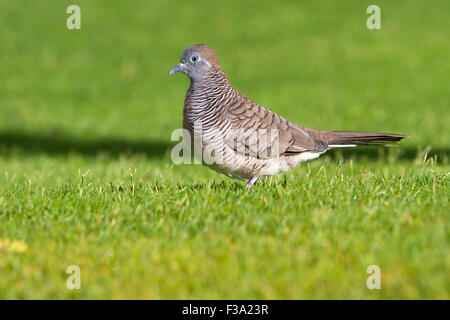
top-left (246, 176), bottom-right (259, 190)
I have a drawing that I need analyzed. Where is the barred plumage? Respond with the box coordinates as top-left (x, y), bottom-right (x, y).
top-left (169, 44), bottom-right (405, 189)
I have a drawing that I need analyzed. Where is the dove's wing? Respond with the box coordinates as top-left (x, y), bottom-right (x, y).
top-left (225, 98), bottom-right (327, 159)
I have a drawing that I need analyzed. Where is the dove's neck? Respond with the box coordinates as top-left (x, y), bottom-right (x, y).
top-left (185, 68), bottom-right (238, 114)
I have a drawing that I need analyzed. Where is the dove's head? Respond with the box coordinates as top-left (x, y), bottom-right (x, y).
top-left (169, 44), bottom-right (221, 81)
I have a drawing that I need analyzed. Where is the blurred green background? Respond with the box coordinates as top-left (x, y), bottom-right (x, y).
top-left (0, 0), bottom-right (448, 299)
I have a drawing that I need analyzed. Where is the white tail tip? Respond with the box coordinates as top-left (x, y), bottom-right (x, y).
top-left (328, 144), bottom-right (357, 148)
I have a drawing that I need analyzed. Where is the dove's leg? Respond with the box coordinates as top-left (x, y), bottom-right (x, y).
top-left (245, 176), bottom-right (259, 190)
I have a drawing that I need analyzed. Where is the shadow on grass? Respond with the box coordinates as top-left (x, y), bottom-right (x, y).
top-left (0, 131), bottom-right (448, 161)
top-left (0, 131), bottom-right (173, 159)
top-left (326, 145), bottom-right (449, 162)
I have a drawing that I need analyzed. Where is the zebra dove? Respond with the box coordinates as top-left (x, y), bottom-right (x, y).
top-left (169, 44), bottom-right (405, 189)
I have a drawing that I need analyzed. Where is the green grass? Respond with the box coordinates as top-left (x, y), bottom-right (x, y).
top-left (0, 0), bottom-right (449, 299)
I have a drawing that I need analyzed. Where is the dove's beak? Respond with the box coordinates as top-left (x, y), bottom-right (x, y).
top-left (168, 63), bottom-right (185, 75)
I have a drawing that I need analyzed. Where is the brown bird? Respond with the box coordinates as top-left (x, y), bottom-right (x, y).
top-left (169, 44), bottom-right (405, 189)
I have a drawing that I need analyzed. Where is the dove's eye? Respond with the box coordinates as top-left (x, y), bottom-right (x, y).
top-left (190, 55), bottom-right (199, 63)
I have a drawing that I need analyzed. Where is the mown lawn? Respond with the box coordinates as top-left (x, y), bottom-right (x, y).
top-left (0, 0), bottom-right (448, 299)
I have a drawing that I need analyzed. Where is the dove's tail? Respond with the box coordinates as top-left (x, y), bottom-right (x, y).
top-left (320, 131), bottom-right (406, 148)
